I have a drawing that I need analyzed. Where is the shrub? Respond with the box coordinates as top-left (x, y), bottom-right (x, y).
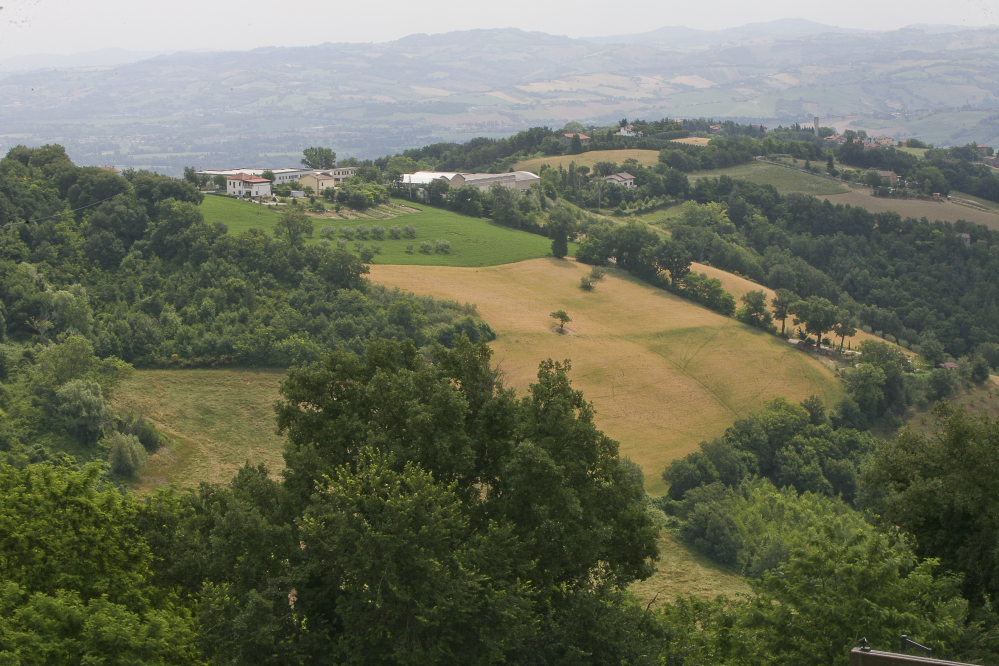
top-left (580, 276), bottom-right (594, 291)
top-left (590, 267), bottom-right (606, 280)
top-left (389, 226), bottom-right (402, 240)
top-left (406, 243), bottom-right (414, 253)
top-left (403, 225), bottom-right (417, 238)
top-left (105, 432), bottom-right (147, 478)
top-left (56, 379), bottom-right (112, 445)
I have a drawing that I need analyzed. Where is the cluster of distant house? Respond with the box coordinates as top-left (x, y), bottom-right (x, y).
top-left (195, 166), bottom-right (359, 198)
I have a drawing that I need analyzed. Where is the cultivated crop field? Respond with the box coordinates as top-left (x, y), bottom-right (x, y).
top-left (200, 195), bottom-right (562, 266)
top-left (515, 149), bottom-right (661, 174)
top-left (368, 258), bottom-right (843, 494)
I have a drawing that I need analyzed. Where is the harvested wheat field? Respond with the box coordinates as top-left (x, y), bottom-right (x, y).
top-left (368, 258), bottom-right (843, 494)
top-left (670, 137), bottom-right (713, 146)
top-left (822, 190), bottom-right (999, 229)
top-left (515, 149), bottom-right (661, 175)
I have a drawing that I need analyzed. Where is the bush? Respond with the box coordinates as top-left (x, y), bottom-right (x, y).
top-left (406, 243), bottom-right (414, 253)
top-left (56, 380), bottom-right (112, 445)
top-left (118, 411), bottom-right (164, 451)
top-left (680, 500), bottom-right (742, 565)
top-left (590, 267), bottom-right (606, 280)
top-left (580, 276), bottom-right (594, 291)
top-left (105, 432), bottom-right (147, 478)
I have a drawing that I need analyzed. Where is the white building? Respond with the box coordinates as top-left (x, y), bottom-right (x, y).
top-left (400, 171), bottom-right (540, 191)
top-left (198, 167), bottom-right (320, 186)
top-left (227, 173), bottom-right (272, 197)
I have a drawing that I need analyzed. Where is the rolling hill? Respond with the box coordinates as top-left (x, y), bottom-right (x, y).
top-left (4, 24), bottom-right (999, 175)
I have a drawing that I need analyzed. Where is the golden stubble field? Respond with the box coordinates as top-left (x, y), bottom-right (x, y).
top-left (368, 258), bottom-right (843, 494)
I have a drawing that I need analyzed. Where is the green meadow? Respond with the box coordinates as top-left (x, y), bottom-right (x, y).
top-left (199, 195), bottom-right (568, 267)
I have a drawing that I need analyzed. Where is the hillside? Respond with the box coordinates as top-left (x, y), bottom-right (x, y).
top-left (367, 258), bottom-right (843, 494)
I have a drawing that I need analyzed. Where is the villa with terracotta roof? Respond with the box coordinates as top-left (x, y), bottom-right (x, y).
top-left (227, 173), bottom-right (272, 198)
top-left (557, 133), bottom-right (591, 148)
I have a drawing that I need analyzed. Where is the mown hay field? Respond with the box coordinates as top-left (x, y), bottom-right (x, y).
top-left (368, 258), bottom-right (844, 494)
top-left (515, 149), bottom-right (661, 174)
top-left (693, 160), bottom-right (850, 197)
top-left (115, 368), bottom-right (287, 494)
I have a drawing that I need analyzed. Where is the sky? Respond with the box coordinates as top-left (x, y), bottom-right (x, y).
top-left (1, 0), bottom-right (997, 60)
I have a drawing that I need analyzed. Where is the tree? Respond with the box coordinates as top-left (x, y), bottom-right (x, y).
top-left (772, 289), bottom-right (798, 336)
top-left (260, 169), bottom-right (275, 182)
top-left (273, 209), bottom-right (314, 247)
top-left (550, 310), bottom-right (571, 332)
top-left (861, 404), bottom-right (999, 606)
top-left (791, 295), bottom-right (839, 347)
top-left (547, 207), bottom-right (574, 259)
top-left (832, 310), bottom-right (857, 351)
top-left (738, 290), bottom-right (773, 328)
top-left (652, 239), bottom-right (691, 287)
top-left (569, 134), bottom-right (584, 155)
top-left (299, 449), bottom-right (533, 665)
top-left (301, 146), bottom-right (336, 170)
top-left (747, 529), bottom-right (971, 666)
top-left (826, 155), bottom-right (837, 176)
top-left (0, 464), bottom-right (198, 664)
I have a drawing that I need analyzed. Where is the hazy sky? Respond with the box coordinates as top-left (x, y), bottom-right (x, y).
top-left (1, 0), bottom-right (996, 59)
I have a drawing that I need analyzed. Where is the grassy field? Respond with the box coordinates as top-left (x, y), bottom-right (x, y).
top-left (367, 258), bottom-right (844, 495)
top-left (693, 161), bottom-right (851, 197)
top-left (200, 194), bottom-right (284, 234)
top-left (631, 531), bottom-right (750, 605)
top-left (515, 149), bottom-right (661, 174)
top-left (115, 368), bottom-right (287, 494)
top-left (200, 195), bottom-right (563, 267)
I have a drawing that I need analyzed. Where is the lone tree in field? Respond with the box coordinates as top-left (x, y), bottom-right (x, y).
top-left (550, 310), bottom-right (571, 332)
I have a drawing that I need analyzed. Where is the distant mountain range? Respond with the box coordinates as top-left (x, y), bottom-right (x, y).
top-left (0, 48), bottom-right (171, 72)
top-left (2, 21), bottom-right (998, 175)
top-left (586, 19), bottom-right (868, 49)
